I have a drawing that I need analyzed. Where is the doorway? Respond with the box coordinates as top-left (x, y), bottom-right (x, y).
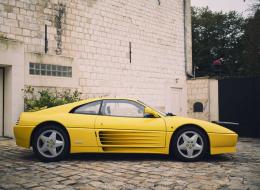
top-left (0, 39), bottom-right (25, 137)
top-left (166, 88), bottom-right (182, 115)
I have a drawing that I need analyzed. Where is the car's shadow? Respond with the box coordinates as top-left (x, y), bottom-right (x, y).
top-left (67, 153), bottom-right (234, 163)
top-left (69, 153), bottom-right (169, 162)
top-left (19, 150), bottom-right (234, 163)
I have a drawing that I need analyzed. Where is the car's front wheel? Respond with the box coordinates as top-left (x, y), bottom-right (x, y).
top-left (32, 125), bottom-right (69, 162)
top-left (171, 127), bottom-right (208, 161)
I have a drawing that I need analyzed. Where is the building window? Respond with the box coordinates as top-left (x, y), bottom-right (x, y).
top-left (193, 102), bottom-right (203, 112)
top-left (29, 63), bottom-right (72, 77)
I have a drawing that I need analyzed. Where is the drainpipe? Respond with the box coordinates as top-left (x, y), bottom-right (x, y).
top-left (183, 0), bottom-right (193, 78)
top-left (183, 0), bottom-right (187, 74)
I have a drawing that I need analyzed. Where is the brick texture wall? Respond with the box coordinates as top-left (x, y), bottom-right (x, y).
top-left (0, 0), bottom-right (191, 112)
top-left (187, 78), bottom-right (219, 121)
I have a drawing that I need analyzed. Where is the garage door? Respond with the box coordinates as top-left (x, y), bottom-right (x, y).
top-left (219, 77), bottom-right (260, 138)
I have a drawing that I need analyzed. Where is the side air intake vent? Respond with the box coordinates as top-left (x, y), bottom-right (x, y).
top-left (98, 131), bottom-right (163, 147)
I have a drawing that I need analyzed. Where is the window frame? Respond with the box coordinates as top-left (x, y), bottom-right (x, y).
top-left (70, 100), bottom-right (102, 115)
top-left (29, 62), bottom-right (72, 78)
top-left (99, 99), bottom-right (145, 118)
top-left (70, 99), bottom-right (152, 118)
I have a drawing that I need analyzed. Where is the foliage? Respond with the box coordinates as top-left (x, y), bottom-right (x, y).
top-left (242, 9), bottom-right (260, 75)
top-left (192, 7), bottom-right (246, 77)
top-left (54, 3), bottom-right (66, 55)
top-left (249, 0), bottom-right (260, 13)
top-left (23, 86), bottom-right (82, 112)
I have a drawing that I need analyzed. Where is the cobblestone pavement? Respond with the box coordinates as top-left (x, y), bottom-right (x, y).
top-left (0, 138), bottom-right (259, 190)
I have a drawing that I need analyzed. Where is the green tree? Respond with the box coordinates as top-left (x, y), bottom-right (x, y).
top-left (242, 8), bottom-right (260, 75)
top-left (192, 7), bottom-right (246, 77)
top-left (250, 0), bottom-right (260, 13)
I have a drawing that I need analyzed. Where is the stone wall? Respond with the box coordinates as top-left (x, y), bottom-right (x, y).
top-left (0, 0), bottom-right (192, 113)
top-left (187, 78), bottom-right (219, 121)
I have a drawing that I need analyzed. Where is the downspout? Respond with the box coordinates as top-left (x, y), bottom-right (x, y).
top-left (183, 0), bottom-right (193, 78)
top-left (183, 0), bottom-right (187, 75)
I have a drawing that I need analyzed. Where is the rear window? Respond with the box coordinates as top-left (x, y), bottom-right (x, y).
top-left (72, 101), bottom-right (101, 115)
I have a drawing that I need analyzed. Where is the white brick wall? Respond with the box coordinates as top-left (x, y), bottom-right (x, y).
top-left (187, 78), bottom-right (219, 121)
top-left (0, 0), bottom-right (192, 113)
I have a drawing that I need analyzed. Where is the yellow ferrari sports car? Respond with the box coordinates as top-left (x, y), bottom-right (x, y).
top-left (14, 98), bottom-right (238, 162)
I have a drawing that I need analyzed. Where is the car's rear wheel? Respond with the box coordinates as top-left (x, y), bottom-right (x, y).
top-left (171, 127), bottom-right (208, 162)
top-left (32, 125), bottom-right (69, 162)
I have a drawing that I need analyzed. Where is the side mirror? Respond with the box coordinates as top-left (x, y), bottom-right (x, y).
top-left (166, 112), bottom-right (175, 116)
top-left (144, 107), bottom-right (160, 118)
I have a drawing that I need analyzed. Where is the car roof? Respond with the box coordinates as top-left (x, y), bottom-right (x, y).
top-left (84, 97), bottom-right (138, 101)
top-left (75, 98), bottom-right (140, 106)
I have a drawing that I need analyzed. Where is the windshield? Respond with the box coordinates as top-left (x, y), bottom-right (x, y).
top-left (137, 100), bottom-right (167, 117)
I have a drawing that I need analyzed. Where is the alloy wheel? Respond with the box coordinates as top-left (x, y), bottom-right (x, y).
top-left (177, 131), bottom-right (204, 159)
top-left (37, 129), bottom-right (65, 158)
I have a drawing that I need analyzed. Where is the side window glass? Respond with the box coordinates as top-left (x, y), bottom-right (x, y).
top-left (73, 101), bottom-right (101, 115)
top-left (101, 100), bottom-right (144, 118)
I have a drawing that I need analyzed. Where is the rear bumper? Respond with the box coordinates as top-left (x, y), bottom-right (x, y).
top-left (13, 125), bottom-right (34, 148)
top-left (208, 133), bottom-right (238, 155)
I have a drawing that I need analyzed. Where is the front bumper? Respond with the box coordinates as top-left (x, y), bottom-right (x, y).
top-left (208, 133), bottom-right (238, 155)
top-left (13, 125), bottom-right (34, 148)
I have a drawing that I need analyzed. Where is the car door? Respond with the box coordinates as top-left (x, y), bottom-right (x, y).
top-left (65, 100), bottom-right (101, 149)
top-left (95, 99), bottom-right (166, 152)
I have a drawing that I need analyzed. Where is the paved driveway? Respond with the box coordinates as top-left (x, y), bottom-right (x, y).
top-left (0, 138), bottom-right (259, 190)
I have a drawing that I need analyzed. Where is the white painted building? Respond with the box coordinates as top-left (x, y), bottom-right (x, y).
top-left (0, 0), bottom-right (192, 137)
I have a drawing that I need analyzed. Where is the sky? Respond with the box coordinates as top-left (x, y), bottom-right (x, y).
top-left (191, 0), bottom-right (254, 16)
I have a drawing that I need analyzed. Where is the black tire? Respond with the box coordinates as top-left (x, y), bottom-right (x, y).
top-left (32, 125), bottom-right (70, 162)
top-left (170, 126), bottom-right (209, 162)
